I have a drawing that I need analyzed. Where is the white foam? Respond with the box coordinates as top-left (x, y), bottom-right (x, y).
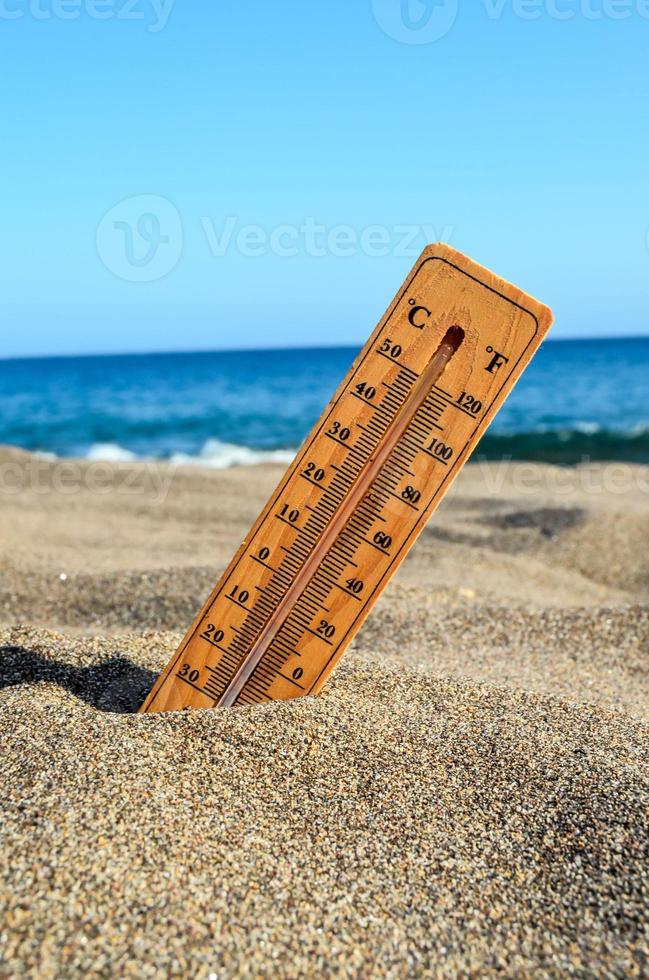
top-left (574, 422), bottom-right (602, 435)
top-left (169, 438), bottom-right (296, 469)
top-left (85, 443), bottom-right (139, 462)
top-left (626, 422), bottom-right (649, 437)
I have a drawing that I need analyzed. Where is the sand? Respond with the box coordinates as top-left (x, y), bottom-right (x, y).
top-left (1, 448), bottom-right (647, 976)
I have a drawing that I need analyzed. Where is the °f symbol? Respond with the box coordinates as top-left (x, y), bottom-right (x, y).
top-left (485, 345), bottom-right (509, 374)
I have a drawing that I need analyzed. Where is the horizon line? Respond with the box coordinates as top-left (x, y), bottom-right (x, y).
top-left (2, 333), bottom-right (649, 363)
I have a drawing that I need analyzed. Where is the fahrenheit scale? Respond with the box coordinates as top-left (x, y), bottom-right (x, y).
top-left (141, 244), bottom-right (552, 712)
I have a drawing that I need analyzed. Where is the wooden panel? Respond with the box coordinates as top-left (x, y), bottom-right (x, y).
top-left (140, 244), bottom-right (553, 713)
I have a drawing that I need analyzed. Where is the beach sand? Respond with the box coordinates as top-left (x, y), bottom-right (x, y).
top-left (1, 448), bottom-right (647, 976)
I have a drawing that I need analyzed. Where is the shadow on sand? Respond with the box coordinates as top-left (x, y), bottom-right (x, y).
top-left (0, 646), bottom-right (156, 713)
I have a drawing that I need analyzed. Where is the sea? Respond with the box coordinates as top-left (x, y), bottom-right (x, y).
top-left (1, 338), bottom-right (648, 467)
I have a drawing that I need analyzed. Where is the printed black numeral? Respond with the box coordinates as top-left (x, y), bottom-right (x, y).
top-left (373, 531), bottom-right (392, 550)
top-left (329, 421), bottom-right (351, 441)
top-left (380, 339), bottom-right (402, 359)
top-left (203, 624), bottom-right (225, 643)
top-left (303, 462), bottom-right (325, 482)
top-left (458, 392), bottom-right (482, 415)
top-left (355, 382), bottom-right (376, 401)
top-left (427, 438), bottom-right (454, 461)
top-left (229, 585), bottom-right (250, 604)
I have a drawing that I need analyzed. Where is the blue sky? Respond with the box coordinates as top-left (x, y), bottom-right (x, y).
top-left (1, 1), bottom-right (648, 356)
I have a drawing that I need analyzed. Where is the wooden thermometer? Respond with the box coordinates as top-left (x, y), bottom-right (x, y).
top-left (141, 244), bottom-right (552, 713)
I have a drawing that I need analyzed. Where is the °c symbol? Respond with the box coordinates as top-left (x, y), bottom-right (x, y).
top-left (408, 303), bottom-right (431, 329)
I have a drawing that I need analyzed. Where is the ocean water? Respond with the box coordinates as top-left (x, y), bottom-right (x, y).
top-left (1, 338), bottom-right (648, 466)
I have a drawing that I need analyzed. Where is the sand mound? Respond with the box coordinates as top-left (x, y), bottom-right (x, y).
top-left (357, 590), bottom-right (649, 718)
top-left (1, 627), bottom-right (648, 977)
top-left (1, 457), bottom-right (647, 975)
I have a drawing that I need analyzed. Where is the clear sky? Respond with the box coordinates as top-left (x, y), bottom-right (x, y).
top-left (1, 1), bottom-right (648, 357)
